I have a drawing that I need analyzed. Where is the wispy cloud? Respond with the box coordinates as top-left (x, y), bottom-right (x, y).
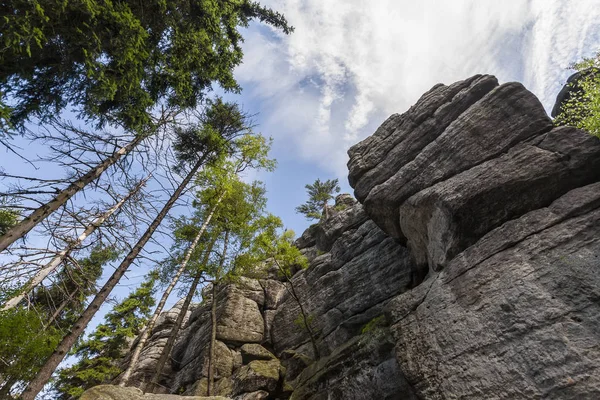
top-left (236, 0), bottom-right (600, 177)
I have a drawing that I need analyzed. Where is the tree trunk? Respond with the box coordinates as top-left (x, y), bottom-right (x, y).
top-left (120, 191), bottom-right (225, 387)
top-left (43, 287), bottom-right (79, 331)
top-left (0, 135), bottom-right (144, 253)
top-left (2, 178), bottom-right (146, 311)
top-left (0, 377), bottom-right (17, 398)
top-left (207, 230), bottom-right (229, 397)
top-left (21, 156), bottom-right (205, 400)
top-left (146, 238), bottom-right (217, 393)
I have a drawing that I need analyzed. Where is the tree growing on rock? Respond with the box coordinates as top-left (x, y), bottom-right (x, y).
top-left (120, 131), bottom-right (275, 389)
top-left (295, 179), bottom-right (340, 221)
top-left (555, 51), bottom-right (600, 137)
top-left (242, 224), bottom-right (319, 360)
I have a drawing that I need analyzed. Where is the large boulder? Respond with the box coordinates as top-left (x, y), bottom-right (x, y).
top-left (232, 359), bottom-right (283, 395)
top-left (171, 282), bottom-right (264, 393)
top-left (80, 385), bottom-right (228, 400)
top-left (388, 182), bottom-right (600, 399)
top-left (399, 126), bottom-right (600, 270)
top-left (348, 74), bottom-right (499, 203)
top-left (356, 81), bottom-right (553, 241)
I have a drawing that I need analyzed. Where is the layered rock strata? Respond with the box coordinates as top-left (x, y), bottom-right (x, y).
top-left (85, 74), bottom-right (600, 399)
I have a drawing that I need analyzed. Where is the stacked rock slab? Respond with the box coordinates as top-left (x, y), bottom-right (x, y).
top-left (270, 194), bottom-right (418, 399)
top-left (348, 74), bottom-right (600, 398)
top-left (84, 74), bottom-right (600, 400)
top-left (116, 299), bottom-right (195, 392)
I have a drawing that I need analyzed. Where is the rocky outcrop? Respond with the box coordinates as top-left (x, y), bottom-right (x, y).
top-left (118, 299), bottom-right (195, 391)
top-left (110, 73), bottom-right (600, 400)
top-left (348, 74), bottom-right (600, 399)
top-left (80, 385), bottom-right (228, 400)
top-left (388, 182), bottom-right (600, 399)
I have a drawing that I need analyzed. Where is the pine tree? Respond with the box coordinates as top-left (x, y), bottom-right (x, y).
top-left (0, 245), bottom-right (116, 396)
top-left (20, 99), bottom-right (262, 399)
top-left (52, 273), bottom-right (158, 399)
top-left (0, 0), bottom-right (292, 134)
top-left (295, 179), bottom-right (341, 221)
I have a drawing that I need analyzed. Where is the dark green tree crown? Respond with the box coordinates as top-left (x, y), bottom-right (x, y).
top-left (0, 0), bottom-right (293, 134)
top-left (295, 178), bottom-right (341, 221)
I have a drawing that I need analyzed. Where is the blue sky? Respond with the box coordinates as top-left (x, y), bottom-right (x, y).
top-left (237, 0), bottom-right (600, 239)
top-left (2, 0), bottom-right (600, 391)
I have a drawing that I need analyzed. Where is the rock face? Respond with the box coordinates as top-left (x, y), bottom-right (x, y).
top-left (110, 74), bottom-right (600, 400)
top-left (348, 74), bottom-right (600, 399)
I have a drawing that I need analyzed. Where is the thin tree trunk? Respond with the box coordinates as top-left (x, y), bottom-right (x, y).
top-left (21, 156), bottom-right (206, 400)
top-left (146, 237), bottom-right (217, 393)
top-left (2, 178), bottom-right (146, 311)
top-left (120, 191), bottom-right (225, 387)
top-left (273, 258), bottom-right (320, 360)
top-left (0, 135), bottom-right (144, 253)
top-left (43, 287), bottom-right (79, 331)
top-left (0, 377), bottom-right (17, 398)
top-left (207, 230), bottom-right (229, 397)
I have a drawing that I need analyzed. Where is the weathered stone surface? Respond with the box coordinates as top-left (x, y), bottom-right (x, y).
top-left (232, 359), bottom-right (282, 395)
top-left (399, 126), bottom-right (600, 270)
top-left (389, 183), bottom-right (600, 399)
top-left (190, 377), bottom-right (234, 397)
top-left (279, 350), bottom-right (312, 383)
top-left (172, 339), bottom-right (234, 393)
top-left (359, 81), bottom-right (553, 240)
top-left (234, 391), bottom-right (270, 400)
top-left (122, 299), bottom-right (194, 390)
top-left (259, 279), bottom-right (286, 310)
top-left (241, 344), bottom-right (276, 364)
top-left (171, 283), bottom-right (263, 393)
top-left (80, 385), bottom-right (228, 400)
top-left (294, 224), bottom-right (318, 250)
top-left (313, 201), bottom-right (368, 252)
top-left (290, 328), bottom-right (416, 400)
top-left (271, 215), bottom-right (417, 358)
top-left (233, 278), bottom-right (265, 308)
top-left (216, 287), bottom-right (264, 344)
top-left (348, 74), bottom-right (499, 203)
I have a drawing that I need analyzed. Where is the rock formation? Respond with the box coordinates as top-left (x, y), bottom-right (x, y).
top-left (83, 74), bottom-right (600, 399)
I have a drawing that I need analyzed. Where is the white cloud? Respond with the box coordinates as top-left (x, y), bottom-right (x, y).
top-left (236, 0), bottom-right (600, 177)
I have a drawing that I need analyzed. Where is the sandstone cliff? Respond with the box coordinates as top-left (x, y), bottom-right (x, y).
top-left (83, 74), bottom-right (600, 400)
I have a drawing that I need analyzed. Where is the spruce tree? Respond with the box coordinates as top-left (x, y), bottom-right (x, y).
top-left (295, 179), bottom-right (341, 221)
top-left (0, 0), bottom-right (292, 134)
top-left (0, 245), bottom-right (116, 396)
top-left (52, 273), bottom-right (158, 399)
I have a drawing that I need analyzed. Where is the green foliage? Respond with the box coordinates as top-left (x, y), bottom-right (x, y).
top-left (31, 245), bottom-right (118, 327)
top-left (0, 0), bottom-right (292, 134)
top-left (295, 178), bottom-right (341, 221)
top-left (0, 245), bottom-right (117, 394)
top-left (0, 308), bottom-right (63, 385)
top-left (294, 312), bottom-right (315, 331)
top-left (555, 52), bottom-right (600, 138)
top-left (52, 272), bottom-right (158, 399)
top-left (361, 315), bottom-right (387, 335)
top-left (0, 207), bottom-right (19, 237)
